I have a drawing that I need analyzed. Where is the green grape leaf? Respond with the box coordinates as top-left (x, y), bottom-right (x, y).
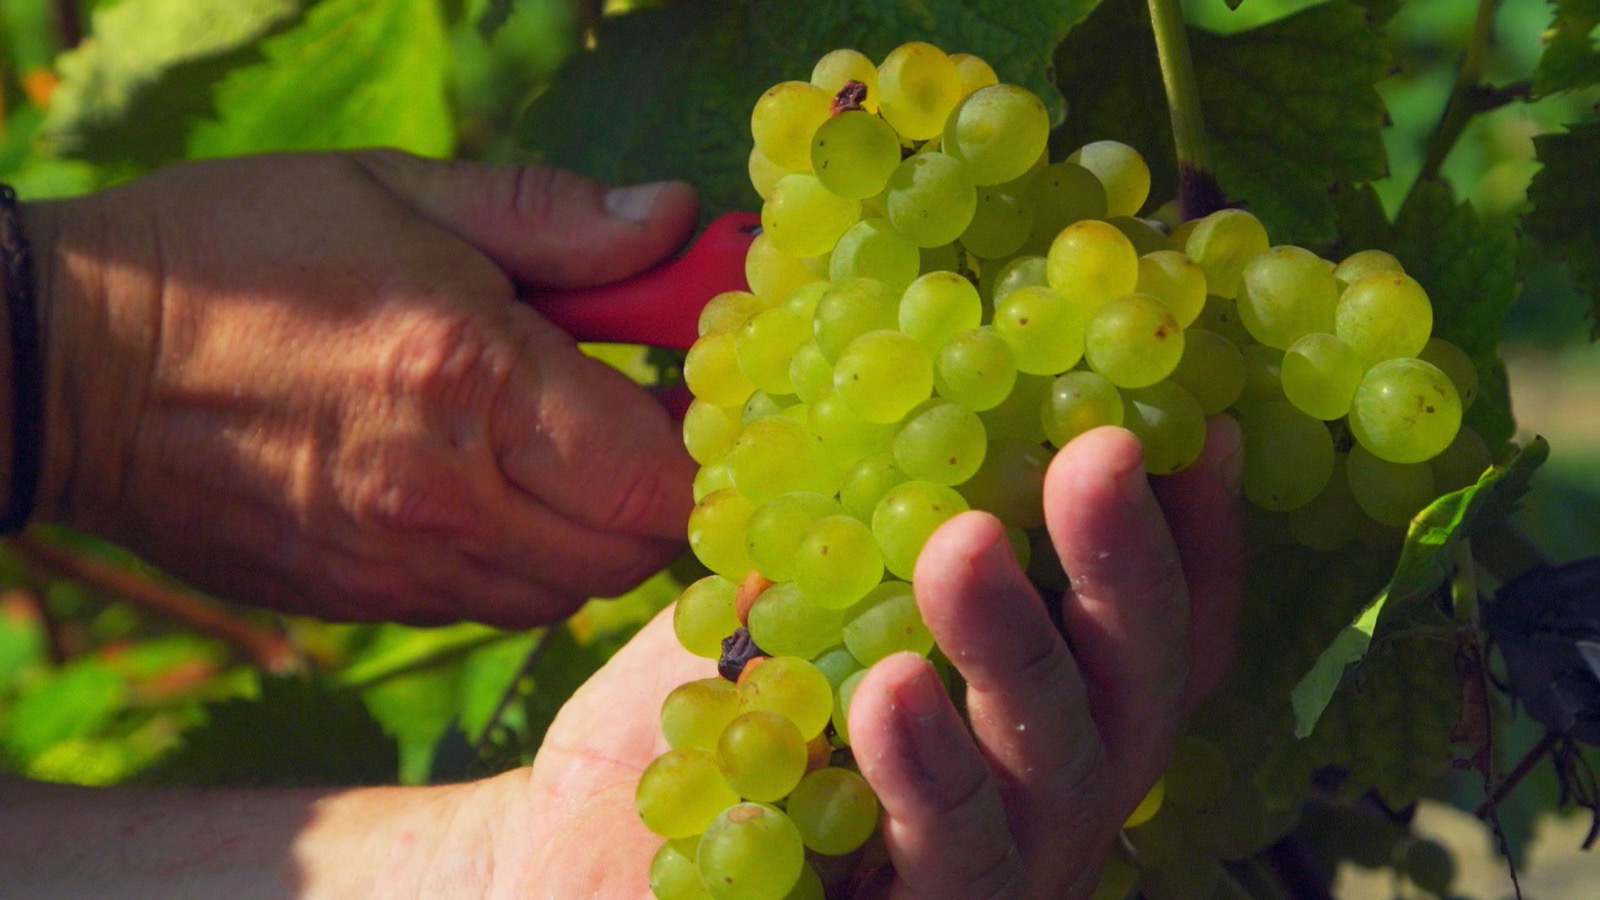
top-left (140, 676), bottom-right (399, 786)
top-left (1389, 178), bottom-right (1520, 449)
top-left (1523, 123), bottom-right (1600, 338)
top-left (1289, 439), bottom-right (1547, 736)
top-left (518, 0), bottom-right (1087, 221)
top-left (1534, 0), bottom-right (1600, 95)
top-left (2, 658), bottom-right (126, 759)
top-left (40, 0), bottom-right (310, 166)
top-left (1307, 631), bottom-right (1462, 808)
top-left (477, 0), bottom-right (513, 37)
top-left (1054, 0), bottom-right (1389, 244)
top-left (187, 0), bottom-right (455, 159)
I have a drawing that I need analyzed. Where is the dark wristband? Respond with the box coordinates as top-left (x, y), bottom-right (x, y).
top-left (1, 184), bottom-right (42, 535)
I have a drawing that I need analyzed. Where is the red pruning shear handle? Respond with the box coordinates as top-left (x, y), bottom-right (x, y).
top-left (524, 212), bottom-right (761, 351)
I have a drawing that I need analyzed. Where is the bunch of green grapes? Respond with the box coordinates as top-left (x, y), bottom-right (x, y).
top-left (645, 40), bottom-right (1492, 900)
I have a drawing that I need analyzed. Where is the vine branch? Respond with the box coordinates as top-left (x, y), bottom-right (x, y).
top-left (10, 532), bottom-right (303, 674)
top-left (1146, 0), bottom-right (1227, 219)
top-left (1416, 0), bottom-right (1510, 185)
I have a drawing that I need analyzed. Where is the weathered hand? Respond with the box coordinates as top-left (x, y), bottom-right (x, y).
top-left (26, 151), bottom-right (699, 625)
top-left (501, 420), bottom-right (1243, 899)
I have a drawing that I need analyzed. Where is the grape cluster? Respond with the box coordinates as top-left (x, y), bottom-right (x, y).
top-left (640, 40), bottom-right (1487, 899)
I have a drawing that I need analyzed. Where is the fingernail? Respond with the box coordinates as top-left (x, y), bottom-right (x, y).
top-left (893, 665), bottom-right (947, 728)
top-left (605, 182), bottom-right (670, 222)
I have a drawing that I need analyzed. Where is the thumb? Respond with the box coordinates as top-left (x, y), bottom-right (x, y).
top-left (353, 149), bottom-right (699, 289)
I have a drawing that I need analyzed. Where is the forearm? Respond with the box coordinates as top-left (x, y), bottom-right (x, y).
top-left (0, 774), bottom-right (510, 898)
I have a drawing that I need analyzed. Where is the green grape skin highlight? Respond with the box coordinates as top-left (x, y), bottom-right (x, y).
top-left (745, 491), bottom-right (840, 582)
top-left (832, 330), bottom-right (935, 424)
top-left (1347, 358), bottom-right (1462, 464)
top-left (1046, 219), bottom-right (1139, 310)
top-left (933, 327), bottom-right (1017, 411)
top-left (688, 489), bottom-right (758, 578)
top-left (1334, 272), bottom-right (1434, 367)
top-left (737, 657), bottom-right (834, 739)
top-left (650, 840), bottom-right (711, 900)
top-left (761, 174), bottom-right (861, 258)
top-left (876, 41), bottom-right (963, 140)
top-left (793, 514), bottom-right (884, 609)
top-left (1281, 332), bottom-right (1364, 421)
top-left (660, 677), bottom-right (741, 752)
top-left (808, 388), bottom-right (895, 468)
top-left (899, 271), bottom-right (983, 349)
top-left (1084, 293), bottom-right (1185, 388)
top-left (696, 802), bottom-right (806, 900)
top-left (744, 232), bottom-right (820, 305)
top-left (885, 152), bottom-right (978, 247)
top-left (1066, 140), bottom-right (1151, 218)
top-left (674, 575), bottom-right (740, 659)
top-left (941, 84), bottom-right (1051, 186)
top-left (726, 416), bottom-right (835, 502)
top-left (683, 400), bottom-right (744, 467)
top-left (686, 331), bottom-right (757, 408)
top-left (750, 81), bottom-right (830, 171)
top-left (736, 308), bottom-right (810, 395)
top-left (949, 52), bottom-right (999, 96)
top-left (812, 278), bottom-right (898, 362)
top-left (1333, 248), bottom-right (1403, 288)
top-left (1184, 209), bottom-right (1270, 299)
top-left (839, 452), bottom-right (909, 522)
top-left (829, 217), bottom-right (920, 297)
top-left (992, 285), bottom-right (1088, 375)
top-left (1237, 245), bottom-right (1339, 349)
top-left (1136, 250), bottom-right (1207, 327)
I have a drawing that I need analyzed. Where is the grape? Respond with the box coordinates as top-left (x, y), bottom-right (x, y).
top-left (1120, 381), bottom-right (1207, 475)
top-left (949, 52), bottom-right (999, 96)
top-left (717, 710), bottom-right (808, 802)
top-left (893, 400), bottom-right (988, 485)
top-left (984, 254), bottom-right (1048, 306)
top-left (839, 452), bottom-right (909, 522)
top-left (980, 372), bottom-right (1051, 443)
top-left (1402, 838), bottom-right (1457, 897)
top-left (831, 669), bottom-right (866, 745)
top-left (636, 748), bottom-right (741, 838)
top-left (661, 677), bottom-right (741, 753)
top-left (686, 331), bottom-right (758, 407)
top-left (832, 330), bottom-right (934, 424)
top-left (748, 580), bottom-right (845, 659)
top-left (828, 220), bottom-right (920, 298)
top-left (1084, 294), bottom-right (1185, 388)
top-left (843, 581), bottom-right (934, 665)
top-left (1239, 401), bottom-right (1335, 510)
top-left (899, 271), bottom-right (983, 349)
top-left (1240, 343), bottom-right (1286, 401)
top-left (786, 767), bottom-right (880, 855)
top-left (751, 81), bottom-right (831, 170)
top-left (782, 281), bottom-right (830, 323)
top-left (933, 327), bottom-right (1017, 411)
top-left (748, 148), bottom-right (789, 202)
top-left (1137, 250), bottom-right (1207, 327)
top-left (1108, 216), bottom-right (1171, 255)
top-left (811, 111), bottom-right (901, 199)
top-left (958, 439), bottom-right (1050, 529)
top-left (1088, 852), bottom-right (1136, 900)
top-left (876, 42), bottom-right (962, 140)
top-left (727, 416), bottom-right (836, 501)
top-left (1194, 293), bottom-right (1253, 346)
top-left (650, 839), bottom-right (712, 900)
top-left (694, 456), bottom-right (735, 502)
top-left (808, 388), bottom-right (895, 468)
top-left (1333, 248), bottom-right (1403, 288)
top-left (1167, 328), bottom-right (1245, 416)
top-left (1335, 272), bottom-right (1434, 367)
top-left (793, 514), bottom-right (884, 609)
top-left (745, 233), bottom-right (821, 305)
top-left (1025, 162), bottom-right (1108, 254)
top-left (675, 575), bottom-right (741, 658)
top-left (737, 656), bottom-right (834, 739)
top-left (811, 644), bottom-right (862, 691)
top-left (696, 803), bottom-right (805, 900)
top-left (1042, 370), bottom-right (1124, 448)
top-left (1163, 735), bottom-right (1231, 812)
top-left (684, 400), bottom-right (744, 466)
top-left (941, 84), bottom-right (1050, 185)
top-left (919, 242), bottom-right (963, 274)
top-left (1187, 775), bottom-right (1269, 861)
top-left (746, 492), bottom-right (843, 582)
top-left (1185, 208), bottom-right (1270, 299)
top-left (1124, 778), bottom-right (1165, 828)
top-left (787, 341), bottom-right (833, 404)
top-left (960, 186), bottom-right (1033, 259)
top-left (1431, 426), bottom-right (1492, 493)
top-left (689, 489), bottom-right (758, 578)
top-left (1046, 219), bottom-right (1140, 310)
top-left (1345, 444), bottom-right (1437, 526)
top-left (1237, 246), bottom-right (1339, 349)
top-left (811, 49), bottom-right (879, 112)
top-left (813, 277), bottom-right (898, 361)
top-left (762, 174), bottom-right (861, 258)
top-left (872, 481), bottom-right (970, 578)
top-left (1348, 358), bottom-right (1462, 463)
top-left (737, 308), bottom-right (810, 395)
top-left (1418, 336), bottom-right (1478, 411)
top-left (1281, 332), bottom-right (1363, 421)
top-left (885, 152), bottom-right (977, 247)
top-left (992, 285), bottom-right (1088, 375)
top-left (1067, 140), bottom-right (1151, 218)
top-left (1287, 454), bottom-right (1361, 551)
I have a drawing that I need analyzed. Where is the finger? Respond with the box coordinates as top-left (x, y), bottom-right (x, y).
top-left (490, 308), bottom-right (697, 540)
top-left (351, 150), bottom-right (698, 289)
top-left (848, 653), bottom-right (1028, 899)
top-left (911, 511), bottom-right (1110, 888)
top-left (1045, 426), bottom-right (1192, 811)
top-left (1149, 416), bottom-right (1246, 711)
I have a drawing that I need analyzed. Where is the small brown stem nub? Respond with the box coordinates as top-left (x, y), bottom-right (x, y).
top-left (831, 81), bottom-right (867, 116)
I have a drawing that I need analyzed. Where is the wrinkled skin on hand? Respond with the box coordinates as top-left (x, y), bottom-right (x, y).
top-left (504, 422), bottom-right (1243, 899)
top-left (27, 151), bottom-right (700, 626)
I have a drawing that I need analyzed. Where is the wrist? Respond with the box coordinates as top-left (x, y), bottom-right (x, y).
top-left (22, 190), bottom-right (164, 535)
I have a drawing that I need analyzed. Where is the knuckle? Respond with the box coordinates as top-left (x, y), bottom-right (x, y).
top-left (387, 310), bottom-right (518, 417)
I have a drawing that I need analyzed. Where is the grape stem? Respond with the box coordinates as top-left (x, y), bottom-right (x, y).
top-left (1144, 0), bottom-right (1227, 219)
top-left (1415, 0), bottom-right (1513, 185)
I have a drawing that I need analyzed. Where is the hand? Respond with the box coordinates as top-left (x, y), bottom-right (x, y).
top-left (495, 420), bottom-right (1244, 898)
top-left (25, 151), bottom-right (699, 626)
